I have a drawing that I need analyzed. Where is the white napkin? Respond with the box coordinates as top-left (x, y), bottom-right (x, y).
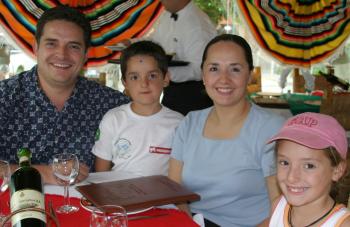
top-left (193, 213), bottom-right (205, 227)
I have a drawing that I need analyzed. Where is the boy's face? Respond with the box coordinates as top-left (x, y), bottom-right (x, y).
top-left (123, 54), bottom-right (169, 115)
top-left (276, 140), bottom-right (343, 208)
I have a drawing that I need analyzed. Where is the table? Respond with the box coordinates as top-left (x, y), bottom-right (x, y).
top-left (0, 172), bottom-right (199, 227)
top-left (250, 92), bottom-right (322, 115)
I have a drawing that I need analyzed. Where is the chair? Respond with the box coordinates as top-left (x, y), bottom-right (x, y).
top-left (320, 92), bottom-right (350, 130)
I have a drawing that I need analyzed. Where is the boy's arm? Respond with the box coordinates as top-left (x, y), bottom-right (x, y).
top-left (95, 156), bottom-right (112, 172)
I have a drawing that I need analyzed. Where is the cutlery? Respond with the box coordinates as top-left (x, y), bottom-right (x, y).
top-left (48, 200), bottom-right (60, 227)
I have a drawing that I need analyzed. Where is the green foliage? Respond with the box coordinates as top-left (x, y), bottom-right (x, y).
top-left (194, 0), bottom-right (225, 24)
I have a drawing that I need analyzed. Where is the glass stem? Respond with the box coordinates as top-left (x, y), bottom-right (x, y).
top-left (64, 183), bottom-right (70, 207)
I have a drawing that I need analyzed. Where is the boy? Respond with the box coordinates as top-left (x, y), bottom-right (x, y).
top-left (91, 41), bottom-right (183, 177)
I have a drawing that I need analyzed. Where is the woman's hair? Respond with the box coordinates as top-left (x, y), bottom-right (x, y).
top-left (200, 34), bottom-right (254, 71)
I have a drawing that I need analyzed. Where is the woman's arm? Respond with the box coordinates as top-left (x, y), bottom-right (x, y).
top-left (256, 175), bottom-right (281, 226)
top-left (168, 158), bottom-right (191, 216)
top-left (266, 175), bottom-right (281, 203)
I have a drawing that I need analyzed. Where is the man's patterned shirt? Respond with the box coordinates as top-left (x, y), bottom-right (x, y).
top-left (0, 66), bottom-right (129, 168)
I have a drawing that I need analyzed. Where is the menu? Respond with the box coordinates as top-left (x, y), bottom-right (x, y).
top-left (76, 175), bottom-right (200, 212)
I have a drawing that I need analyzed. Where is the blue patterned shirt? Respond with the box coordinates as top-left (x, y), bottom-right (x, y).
top-left (0, 66), bottom-right (129, 168)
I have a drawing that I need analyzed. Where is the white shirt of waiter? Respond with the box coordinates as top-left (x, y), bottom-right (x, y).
top-left (144, 1), bottom-right (217, 82)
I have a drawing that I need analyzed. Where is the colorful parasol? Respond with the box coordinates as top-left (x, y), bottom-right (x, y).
top-left (237, 0), bottom-right (350, 68)
top-left (0, 0), bottom-right (162, 66)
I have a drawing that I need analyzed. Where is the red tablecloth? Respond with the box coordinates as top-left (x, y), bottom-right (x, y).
top-left (0, 191), bottom-right (198, 227)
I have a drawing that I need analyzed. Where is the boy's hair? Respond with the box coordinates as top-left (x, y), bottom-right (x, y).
top-left (35, 6), bottom-right (91, 52)
top-left (120, 41), bottom-right (168, 80)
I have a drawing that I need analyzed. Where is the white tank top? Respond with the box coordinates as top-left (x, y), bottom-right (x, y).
top-left (269, 196), bottom-right (350, 227)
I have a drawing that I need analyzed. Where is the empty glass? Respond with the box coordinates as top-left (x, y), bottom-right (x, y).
top-left (90, 205), bottom-right (128, 227)
top-left (52, 153), bottom-right (79, 214)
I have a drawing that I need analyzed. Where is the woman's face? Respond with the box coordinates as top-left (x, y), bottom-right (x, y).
top-left (202, 41), bottom-right (252, 107)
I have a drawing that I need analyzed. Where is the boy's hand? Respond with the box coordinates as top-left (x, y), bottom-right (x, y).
top-left (76, 162), bottom-right (89, 183)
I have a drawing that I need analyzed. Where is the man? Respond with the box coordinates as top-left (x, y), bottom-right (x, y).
top-left (0, 6), bottom-right (129, 184)
top-left (123, 0), bottom-right (217, 115)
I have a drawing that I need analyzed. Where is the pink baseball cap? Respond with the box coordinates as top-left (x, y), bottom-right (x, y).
top-left (267, 112), bottom-right (348, 159)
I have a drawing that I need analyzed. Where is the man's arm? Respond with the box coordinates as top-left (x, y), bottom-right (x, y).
top-left (10, 163), bottom-right (89, 185)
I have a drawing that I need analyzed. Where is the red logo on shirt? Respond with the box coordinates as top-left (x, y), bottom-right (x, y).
top-left (149, 146), bottom-right (171, 154)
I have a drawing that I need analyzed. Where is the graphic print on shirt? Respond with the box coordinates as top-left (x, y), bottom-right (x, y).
top-left (113, 138), bottom-right (132, 159)
top-left (149, 146), bottom-right (171, 154)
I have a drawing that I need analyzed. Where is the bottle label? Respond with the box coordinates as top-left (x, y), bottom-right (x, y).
top-left (10, 189), bottom-right (46, 224)
top-left (19, 156), bottom-right (29, 164)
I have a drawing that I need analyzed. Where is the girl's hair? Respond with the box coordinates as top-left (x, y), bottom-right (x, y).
top-left (325, 147), bottom-right (350, 205)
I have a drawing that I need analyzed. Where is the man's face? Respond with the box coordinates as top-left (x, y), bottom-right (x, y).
top-left (161, 0), bottom-right (188, 13)
top-left (34, 20), bottom-right (87, 90)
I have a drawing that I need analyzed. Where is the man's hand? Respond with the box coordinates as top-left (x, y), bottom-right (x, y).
top-left (75, 163), bottom-right (89, 183)
top-left (33, 162), bottom-right (89, 185)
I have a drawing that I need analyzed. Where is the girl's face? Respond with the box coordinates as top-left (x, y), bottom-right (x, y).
top-left (277, 140), bottom-right (344, 208)
top-left (201, 41), bottom-right (252, 107)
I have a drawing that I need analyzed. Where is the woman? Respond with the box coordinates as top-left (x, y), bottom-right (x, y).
top-left (168, 34), bottom-right (285, 227)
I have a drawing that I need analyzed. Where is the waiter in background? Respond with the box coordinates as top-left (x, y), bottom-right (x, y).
top-left (122, 0), bottom-right (217, 115)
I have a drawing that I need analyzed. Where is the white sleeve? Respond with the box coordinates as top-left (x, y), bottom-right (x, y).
top-left (91, 111), bottom-right (116, 161)
top-left (168, 27), bottom-right (216, 81)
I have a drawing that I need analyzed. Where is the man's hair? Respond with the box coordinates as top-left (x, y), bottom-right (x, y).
top-left (35, 5), bottom-right (91, 51)
top-left (120, 41), bottom-right (168, 80)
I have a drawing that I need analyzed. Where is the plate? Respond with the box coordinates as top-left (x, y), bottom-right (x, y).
top-left (105, 43), bottom-right (127, 51)
top-left (80, 197), bottom-right (153, 215)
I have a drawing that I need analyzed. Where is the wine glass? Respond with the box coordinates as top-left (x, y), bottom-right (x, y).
top-left (0, 160), bottom-right (11, 222)
top-left (90, 205), bottom-right (128, 227)
top-left (52, 153), bottom-right (79, 214)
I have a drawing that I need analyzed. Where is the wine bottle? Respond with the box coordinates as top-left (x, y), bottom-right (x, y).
top-left (9, 148), bottom-right (46, 227)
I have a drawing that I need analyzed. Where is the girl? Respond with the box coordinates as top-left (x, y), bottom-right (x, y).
top-left (268, 112), bottom-right (350, 226)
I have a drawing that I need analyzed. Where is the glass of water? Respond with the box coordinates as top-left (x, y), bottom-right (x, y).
top-left (52, 153), bottom-right (79, 214)
top-left (90, 205), bottom-right (128, 227)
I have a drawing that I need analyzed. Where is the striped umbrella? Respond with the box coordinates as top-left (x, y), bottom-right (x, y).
top-left (0, 0), bottom-right (162, 66)
top-left (237, 0), bottom-right (350, 68)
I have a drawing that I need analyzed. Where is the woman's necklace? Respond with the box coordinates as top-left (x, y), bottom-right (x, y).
top-left (288, 200), bottom-right (336, 227)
